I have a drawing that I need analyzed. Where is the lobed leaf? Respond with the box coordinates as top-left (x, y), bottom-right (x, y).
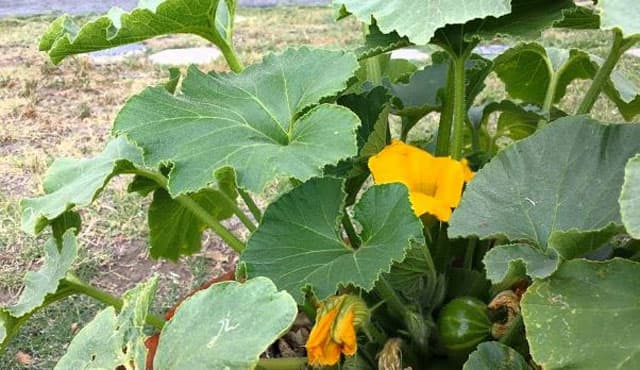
top-left (450, 117), bottom-right (640, 277)
top-left (333, 0), bottom-right (511, 45)
top-left (463, 341), bottom-right (531, 370)
top-left (21, 137), bottom-right (143, 235)
top-left (114, 48), bottom-right (360, 196)
top-left (620, 154), bottom-right (640, 238)
top-left (241, 177), bottom-right (424, 304)
top-left (55, 277), bottom-right (158, 370)
top-left (522, 258), bottom-right (640, 370)
top-left (482, 243), bottom-right (559, 284)
top-left (6, 230), bottom-right (78, 318)
top-left (40, 0), bottom-right (237, 64)
top-left (154, 277), bottom-right (297, 369)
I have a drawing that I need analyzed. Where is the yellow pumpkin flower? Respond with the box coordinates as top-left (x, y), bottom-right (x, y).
top-left (368, 140), bottom-right (474, 222)
top-left (306, 295), bottom-right (368, 366)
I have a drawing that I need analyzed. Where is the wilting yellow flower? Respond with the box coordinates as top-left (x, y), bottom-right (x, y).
top-left (368, 140), bottom-right (474, 222)
top-left (306, 295), bottom-right (368, 366)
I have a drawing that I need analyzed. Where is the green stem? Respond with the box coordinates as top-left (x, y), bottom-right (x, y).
top-left (220, 192), bottom-right (257, 232)
top-left (63, 273), bottom-right (165, 330)
top-left (538, 69), bottom-right (560, 129)
top-left (176, 195), bottom-right (246, 253)
top-left (375, 276), bottom-right (409, 317)
top-left (341, 213), bottom-right (361, 249)
top-left (576, 29), bottom-right (625, 115)
top-left (435, 61), bottom-right (456, 156)
top-left (449, 54), bottom-right (468, 160)
top-left (238, 188), bottom-right (263, 222)
top-left (218, 41), bottom-right (245, 73)
top-left (463, 238), bottom-right (477, 270)
top-left (130, 168), bottom-right (246, 253)
top-left (257, 357), bottom-right (307, 370)
top-left (498, 314), bottom-right (524, 346)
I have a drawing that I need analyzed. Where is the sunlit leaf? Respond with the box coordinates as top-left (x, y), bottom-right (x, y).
top-left (21, 137), bottom-right (142, 235)
top-left (450, 117), bottom-right (640, 267)
top-left (333, 0), bottom-right (511, 45)
top-left (154, 277), bottom-right (297, 369)
top-left (54, 277), bottom-right (158, 370)
top-left (7, 230), bottom-right (77, 318)
top-left (522, 258), bottom-right (640, 369)
top-left (114, 48), bottom-right (360, 196)
top-left (241, 178), bottom-right (424, 303)
top-left (40, 0), bottom-right (237, 64)
top-left (620, 154), bottom-right (640, 239)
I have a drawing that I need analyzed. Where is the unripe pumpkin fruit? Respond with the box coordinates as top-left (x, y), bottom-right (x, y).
top-left (437, 297), bottom-right (492, 355)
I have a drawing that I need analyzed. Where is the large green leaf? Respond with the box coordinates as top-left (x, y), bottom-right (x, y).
top-left (6, 230), bottom-right (77, 318)
top-left (40, 0), bottom-right (237, 64)
top-left (463, 342), bottom-right (530, 370)
top-left (21, 137), bottom-right (142, 235)
top-left (336, 0), bottom-right (580, 48)
top-left (333, 0), bottom-right (511, 45)
top-left (55, 277), bottom-right (158, 370)
top-left (241, 178), bottom-right (424, 303)
top-left (522, 258), bottom-right (640, 369)
top-left (597, 0), bottom-right (640, 37)
top-left (450, 117), bottom-right (640, 260)
top-left (493, 43), bottom-right (640, 120)
top-left (148, 169), bottom-right (237, 260)
top-left (114, 48), bottom-right (360, 196)
top-left (154, 277), bottom-right (297, 369)
top-left (482, 244), bottom-right (559, 284)
top-left (621, 154), bottom-right (640, 239)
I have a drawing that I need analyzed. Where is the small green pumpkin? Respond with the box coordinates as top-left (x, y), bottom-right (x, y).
top-left (437, 297), bottom-right (492, 355)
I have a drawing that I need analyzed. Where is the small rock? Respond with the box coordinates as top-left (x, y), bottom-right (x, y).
top-left (474, 44), bottom-right (510, 58)
top-left (149, 47), bottom-right (222, 66)
top-left (89, 43), bottom-right (146, 65)
top-left (626, 48), bottom-right (640, 58)
top-left (15, 351), bottom-right (33, 366)
top-left (391, 48), bottom-right (429, 62)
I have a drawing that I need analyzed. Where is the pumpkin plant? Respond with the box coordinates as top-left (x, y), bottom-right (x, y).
top-left (3, 0), bottom-right (640, 368)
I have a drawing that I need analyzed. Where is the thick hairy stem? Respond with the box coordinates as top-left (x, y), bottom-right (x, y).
top-left (449, 55), bottom-right (468, 160)
top-left (576, 29), bottom-right (625, 115)
top-left (220, 192), bottom-right (257, 232)
top-left (219, 41), bottom-right (245, 73)
top-left (341, 213), bottom-right (361, 249)
top-left (238, 188), bottom-right (263, 222)
top-left (176, 195), bottom-right (246, 253)
top-left (63, 273), bottom-right (165, 330)
top-left (130, 168), bottom-right (246, 253)
top-left (435, 62), bottom-right (456, 156)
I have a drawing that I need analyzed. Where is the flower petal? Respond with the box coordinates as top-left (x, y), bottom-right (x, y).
top-left (410, 192), bottom-right (453, 221)
top-left (368, 140), bottom-right (437, 195)
top-left (334, 310), bottom-right (357, 356)
top-left (307, 308), bottom-right (342, 366)
top-left (433, 157), bottom-right (465, 208)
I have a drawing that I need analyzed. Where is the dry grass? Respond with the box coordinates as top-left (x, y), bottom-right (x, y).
top-left (0, 5), bottom-right (639, 369)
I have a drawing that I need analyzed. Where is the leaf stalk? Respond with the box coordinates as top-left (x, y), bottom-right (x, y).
top-left (63, 273), bottom-right (165, 330)
top-left (576, 29), bottom-right (626, 115)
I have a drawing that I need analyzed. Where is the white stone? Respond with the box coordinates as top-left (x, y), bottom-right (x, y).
top-left (89, 44), bottom-right (146, 65)
top-left (626, 48), bottom-right (640, 58)
top-left (149, 47), bottom-right (222, 66)
top-left (391, 48), bottom-right (429, 61)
